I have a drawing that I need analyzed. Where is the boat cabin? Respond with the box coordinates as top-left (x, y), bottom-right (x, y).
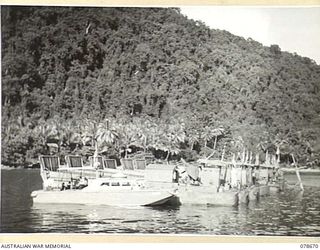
top-left (83, 176), bottom-right (145, 191)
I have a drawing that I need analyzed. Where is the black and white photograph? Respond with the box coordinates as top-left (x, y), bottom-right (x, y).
top-left (1, 4), bottom-right (320, 237)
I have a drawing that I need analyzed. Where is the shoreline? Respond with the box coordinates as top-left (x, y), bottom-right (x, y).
top-left (2, 164), bottom-right (320, 174)
top-left (281, 167), bottom-right (320, 174)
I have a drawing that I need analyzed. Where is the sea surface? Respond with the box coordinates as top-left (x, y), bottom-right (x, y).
top-left (1, 168), bottom-right (320, 235)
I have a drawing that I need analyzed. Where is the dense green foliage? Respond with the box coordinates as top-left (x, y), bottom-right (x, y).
top-left (2, 6), bottom-right (320, 167)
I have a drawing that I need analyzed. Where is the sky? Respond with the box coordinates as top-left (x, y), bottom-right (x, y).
top-left (180, 7), bottom-right (320, 64)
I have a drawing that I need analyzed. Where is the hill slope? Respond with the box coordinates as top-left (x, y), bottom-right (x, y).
top-left (2, 6), bottom-right (320, 166)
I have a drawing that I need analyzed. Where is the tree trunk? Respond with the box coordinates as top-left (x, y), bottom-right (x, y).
top-left (276, 145), bottom-right (280, 163)
top-left (217, 166), bottom-right (222, 192)
top-left (165, 151), bottom-right (171, 163)
top-left (58, 141), bottom-right (62, 153)
top-left (190, 141), bottom-right (194, 150)
top-left (94, 141), bottom-right (98, 156)
top-left (125, 145), bottom-right (128, 158)
top-left (214, 136), bottom-right (217, 150)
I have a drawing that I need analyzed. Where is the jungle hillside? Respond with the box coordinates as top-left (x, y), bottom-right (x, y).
top-left (2, 6), bottom-right (320, 167)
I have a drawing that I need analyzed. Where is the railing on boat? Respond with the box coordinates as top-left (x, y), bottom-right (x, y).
top-left (39, 154), bottom-right (147, 175)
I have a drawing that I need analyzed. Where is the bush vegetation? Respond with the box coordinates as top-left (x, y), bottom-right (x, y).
top-left (2, 6), bottom-right (320, 167)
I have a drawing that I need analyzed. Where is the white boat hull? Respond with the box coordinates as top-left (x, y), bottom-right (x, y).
top-left (31, 189), bottom-right (175, 207)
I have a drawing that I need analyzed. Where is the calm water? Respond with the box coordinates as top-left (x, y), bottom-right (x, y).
top-left (1, 169), bottom-right (320, 235)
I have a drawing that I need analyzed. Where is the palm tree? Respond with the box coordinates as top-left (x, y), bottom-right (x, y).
top-left (79, 118), bottom-right (100, 155)
top-left (117, 121), bottom-right (142, 158)
top-left (49, 118), bottom-right (66, 153)
top-left (61, 119), bottom-right (82, 152)
top-left (2, 118), bottom-right (23, 142)
top-left (136, 117), bottom-right (160, 153)
top-left (147, 119), bottom-right (160, 150)
top-left (200, 126), bottom-right (213, 148)
top-left (155, 121), bottom-right (186, 162)
top-left (187, 131), bottom-right (200, 150)
top-left (212, 127), bottom-right (225, 150)
top-left (273, 138), bottom-right (289, 164)
top-left (96, 118), bottom-right (119, 152)
top-left (32, 119), bottom-right (56, 151)
top-left (231, 135), bottom-right (245, 161)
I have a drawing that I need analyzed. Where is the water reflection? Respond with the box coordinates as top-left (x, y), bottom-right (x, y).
top-left (1, 169), bottom-right (320, 235)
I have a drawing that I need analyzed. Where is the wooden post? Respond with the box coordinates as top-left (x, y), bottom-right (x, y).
top-left (223, 165), bottom-right (228, 183)
top-left (255, 153), bottom-right (260, 166)
top-left (240, 165), bottom-right (243, 188)
top-left (232, 153), bottom-right (236, 164)
top-left (265, 150), bottom-right (269, 166)
top-left (221, 145), bottom-right (226, 161)
top-left (242, 149), bottom-right (246, 164)
top-left (217, 166), bottom-right (222, 192)
top-left (276, 145), bottom-right (280, 164)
